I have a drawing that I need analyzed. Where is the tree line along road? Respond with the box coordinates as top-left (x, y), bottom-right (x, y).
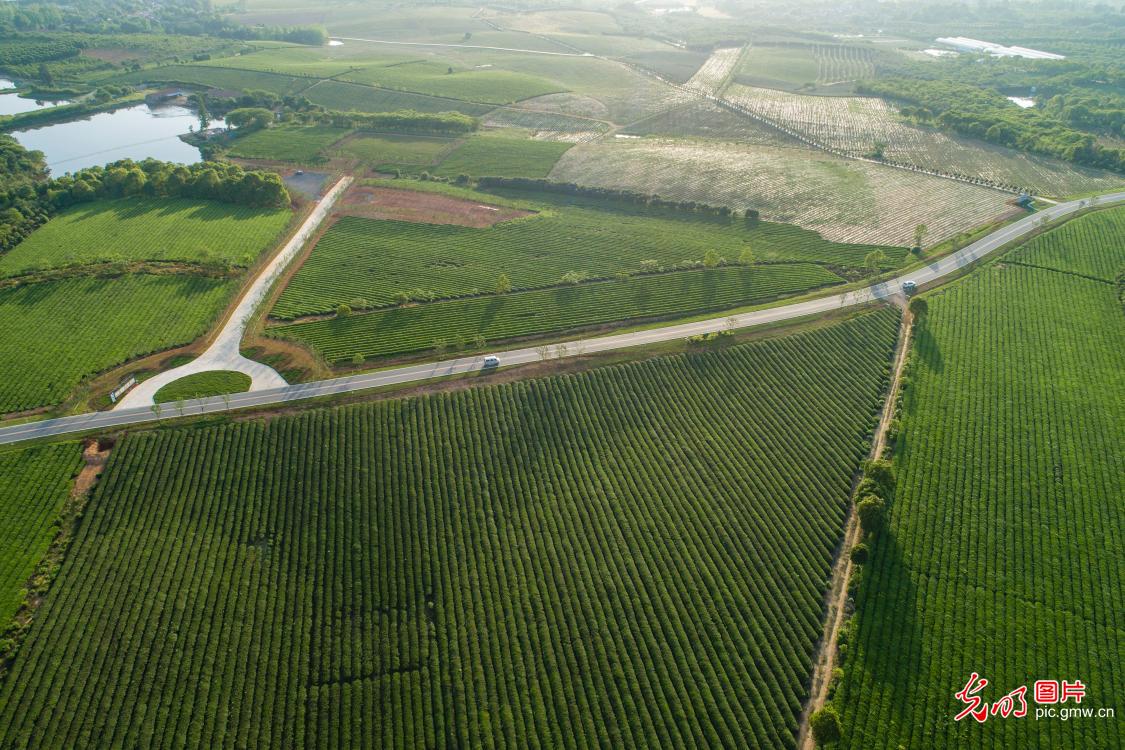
top-left (0, 190), bottom-right (1121, 447)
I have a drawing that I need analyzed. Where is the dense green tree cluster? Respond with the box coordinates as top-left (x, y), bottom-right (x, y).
top-left (0, 137), bottom-right (288, 252)
top-left (44, 159), bottom-right (289, 209)
top-left (859, 78), bottom-right (1124, 172)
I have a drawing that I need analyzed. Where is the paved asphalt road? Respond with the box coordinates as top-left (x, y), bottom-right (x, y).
top-left (1, 191), bottom-right (1121, 447)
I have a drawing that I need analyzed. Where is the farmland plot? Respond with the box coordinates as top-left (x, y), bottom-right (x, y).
top-left (0, 198), bottom-right (291, 277)
top-left (684, 47), bottom-right (743, 96)
top-left (0, 309), bottom-right (899, 748)
top-left (226, 125), bottom-right (351, 163)
top-left (723, 84), bottom-right (1124, 196)
top-left (110, 64), bottom-right (314, 96)
top-left (431, 135), bottom-right (574, 178)
top-left (733, 44), bottom-right (874, 93)
top-left (301, 80), bottom-right (494, 117)
top-left (330, 133), bottom-right (457, 169)
top-left (271, 263), bottom-right (844, 362)
top-left (621, 100), bottom-right (794, 145)
top-left (834, 209), bottom-right (1125, 749)
top-left (0, 445), bottom-right (81, 626)
top-left (0, 275), bottom-right (238, 413)
top-left (272, 193), bottom-right (894, 318)
top-left (549, 137), bottom-right (1012, 246)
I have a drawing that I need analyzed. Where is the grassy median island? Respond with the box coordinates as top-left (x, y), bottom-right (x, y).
top-left (153, 371), bottom-right (253, 404)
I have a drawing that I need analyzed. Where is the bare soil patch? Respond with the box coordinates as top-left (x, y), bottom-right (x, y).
top-left (338, 185), bottom-right (533, 228)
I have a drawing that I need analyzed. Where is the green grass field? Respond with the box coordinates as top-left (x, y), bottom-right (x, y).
top-left (153, 371), bottom-right (252, 404)
top-left (272, 263), bottom-right (843, 363)
top-left (0, 198), bottom-right (291, 276)
top-left (0, 309), bottom-right (898, 747)
top-left (833, 208), bottom-right (1125, 748)
top-left (273, 190), bottom-right (893, 318)
top-left (333, 132), bottom-right (456, 168)
top-left (430, 134), bottom-right (574, 178)
top-left (0, 275), bottom-right (238, 414)
top-left (0, 445), bottom-right (80, 628)
top-left (735, 45), bottom-right (819, 90)
top-left (226, 125), bottom-right (351, 163)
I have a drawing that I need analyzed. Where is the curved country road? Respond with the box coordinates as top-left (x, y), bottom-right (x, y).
top-left (0, 190), bottom-right (1121, 447)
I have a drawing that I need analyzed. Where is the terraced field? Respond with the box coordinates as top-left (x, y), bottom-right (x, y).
top-left (833, 208), bottom-right (1125, 748)
top-left (0, 444), bottom-right (80, 627)
top-left (0, 275), bottom-right (238, 414)
top-left (723, 84), bottom-right (1124, 195)
top-left (226, 125), bottom-right (351, 163)
top-left (0, 309), bottom-right (899, 747)
top-left (272, 192), bottom-right (896, 318)
top-left (549, 137), bottom-right (1013, 246)
top-left (272, 263), bottom-right (844, 363)
top-left (0, 198), bottom-right (291, 276)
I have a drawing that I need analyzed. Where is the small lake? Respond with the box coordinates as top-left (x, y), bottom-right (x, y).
top-left (11, 102), bottom-right (223, 175)
top-left (0, 78), bottom-right (69, 117)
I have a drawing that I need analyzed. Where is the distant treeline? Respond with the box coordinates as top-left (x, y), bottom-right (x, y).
top-left (859, 77), bottom-right (1124, 173)
top-left (476, 177), bottom-right (760, 223)
top-left (0, 139), bottom-right (289, 253)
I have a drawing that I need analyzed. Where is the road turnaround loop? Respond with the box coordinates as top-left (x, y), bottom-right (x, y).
top-left (0, 190), bottom-right (1121, 447)
top-left (113, 176), bottom-right (353, 410)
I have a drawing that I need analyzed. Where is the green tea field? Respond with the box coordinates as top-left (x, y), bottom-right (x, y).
top-left (272, 262), bottom-right (844, 363)
top-left (272, 187), bottom-right (897, 319)
top-left (226, 125), bottom-right (351, 163)
top-left (0, 198), bottom-right (292, 277)
top-left (833, 208), bottom-right (1125, 748)
top-left (0, 275), bottom-right (238, 414)
top-left (0, 309), bottom-right (900, 748)
top-left (0, 445), bottom-right (80, 627)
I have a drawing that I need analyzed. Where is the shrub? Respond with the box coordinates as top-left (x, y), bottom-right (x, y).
top-left (856, 495), bottom-right (885, 535)
top-left (335, 303), bottom-right (352, 318)
top-left (850, 543), bottom-right (869, 564)
top-left (810, 705), bottom-right (843, 745)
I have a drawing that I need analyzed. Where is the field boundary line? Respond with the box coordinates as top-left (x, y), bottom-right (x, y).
top-left (795, 307), bottom-right (912, 750)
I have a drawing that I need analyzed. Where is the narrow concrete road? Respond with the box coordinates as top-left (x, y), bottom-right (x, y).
top-left (0, 190), bottom-right (1121, 446)
top-left (113, 176), bottom-right (352, 409)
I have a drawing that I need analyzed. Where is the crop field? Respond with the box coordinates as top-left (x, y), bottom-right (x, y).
top-left (272, 263), bottom-right (844, 362)
top-left (330, 132), bottom-right (457, 168)
top-left (0, 198), bottom-right (291, 276)
top-left (722, 84), bottom-right (1125, 195)
top-left (833, 209), bottom-right (1124, 748)
top-left (684, 47), bottom-right (743, 96)
top-left (153, 371), bottom-right (252, 404)
top-left (436, 51), bottom-right (690, 125)
top-left (226, 125), bottom-right (351, 163)
top-left (622, 48), bottom-right (710, 84)
top-left (733, 44), bottom-right (874, 93)
top-left (339, 62), bottom-right (563, 105)
top-left (0, 309), bottom-right (899, 747)
top-left (549, 137), bottom-right (1013, 246)
top-left (301, 79), bottom-right (494, 117)
top-left (272, 193), bottom-right (893, 318)
top-left (621, 101), bottom-right (792, 145)
top-left (0, 275), bottom-right (237, 414)
top-left (430, 135), bottom-right (574, 178)
top-left (0, 444), bottom-right (80, 626)
top-left (482, 106), bottom-right (609, 139)
top-left (111, 64), bottom-right (314, 96)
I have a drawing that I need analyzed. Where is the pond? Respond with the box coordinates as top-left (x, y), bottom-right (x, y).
top-left (0, 78), bottom-right (70, 117)
top-left (11, 102), bottom-right (224, 175)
